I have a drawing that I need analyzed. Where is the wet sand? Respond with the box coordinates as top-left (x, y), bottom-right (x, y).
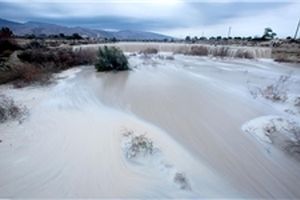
top-left (0, 53), bottom-right (300, 198)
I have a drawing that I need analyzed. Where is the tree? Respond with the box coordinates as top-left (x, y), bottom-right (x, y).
top-left (0, 27), bottom-right (13, 39)
top-left (185, 36), bottom-right (191, 42)
top-left (111, 37), bottom-right (117, 43)
top-left (59, 33), bottom-right (65, 38)
top-left (72, 33), bottom-right (82, 40)
top-left (262, 27), bottom-right (277, 40)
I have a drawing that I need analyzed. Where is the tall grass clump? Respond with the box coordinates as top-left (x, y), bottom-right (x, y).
top-left (95, 46), bottom-right (129, 72)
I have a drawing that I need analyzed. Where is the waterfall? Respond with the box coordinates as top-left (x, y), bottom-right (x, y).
top-left (74, 42), bottom-right (272, 59)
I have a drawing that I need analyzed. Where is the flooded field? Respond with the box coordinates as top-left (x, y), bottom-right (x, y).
top-left (0, 49), bottom-right (300, 198)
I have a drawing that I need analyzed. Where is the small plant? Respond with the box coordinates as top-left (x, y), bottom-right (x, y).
top-left (248, 74), bottom-right (291, 102)
top-left (261, 75), bottom-right (290, 102)
top-left (122, 130), bottom-right (154, 159)
top-left (0, 94), bottom-right (27, 123)
top-left (173, 172), bottom-right (191, 190)
top-left (95, 46), bottom-right (129, 72)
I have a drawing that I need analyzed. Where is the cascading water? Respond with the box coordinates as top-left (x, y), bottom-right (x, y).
top-left (74, 42), bottom-right (272, 59)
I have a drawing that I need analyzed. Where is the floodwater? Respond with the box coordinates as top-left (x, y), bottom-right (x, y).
top-left (0, 50), bottom-right (300, 198)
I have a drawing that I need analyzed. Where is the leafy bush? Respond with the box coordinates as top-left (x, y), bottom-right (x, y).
top-left (95, 46), bottom-right (129, 72)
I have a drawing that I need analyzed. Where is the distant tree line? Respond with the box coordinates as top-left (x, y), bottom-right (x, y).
top-left (184, 27), bottom-right (286, 43)
top-left (22, 32), bottom-right (84, 40)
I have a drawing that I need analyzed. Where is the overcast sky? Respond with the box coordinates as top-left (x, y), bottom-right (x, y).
top-left (0, 0), bottom-right (299, 38)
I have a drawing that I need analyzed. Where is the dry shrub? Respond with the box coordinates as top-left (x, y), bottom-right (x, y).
top-left (74, 48), bottom-right (97, 65)
top-left (24, 40), bottom-right (46, 49)
top-left (189, 46), bottom-right (209, 56)
top-left (0, 94), bottom-right (27, 123)
top-left (11, 63), bottom-right (51, 87)
top-left (16, 64), bottom-right (43, 81)
top-left (261, 75), bottom-right (290, 102)
top-left (18, 47), bottom-right (95, 71)
top-left (122, 130), bottom-right (154, 159)
top-left (173, 46), bottom-right (189, 54)
top-left (174, 172), bottom-right (191, 190)
top-left (0, 46), bottom-right (97, 86)
top-left (248, 74), bottom-right (291, 102)
top-left (139, 48), bottom-right (158, 55)
top-left (274, 54), bottom-right (300, 63)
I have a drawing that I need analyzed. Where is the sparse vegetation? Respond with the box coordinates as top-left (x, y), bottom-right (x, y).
top-left (139, 48), bottom-right (158, 55)
top-left (95, 46), bottom-right (129, 72)
top-left (0, 33), bottom-right (97, 86)
top-left (248, 74), bottom-right (291, 102)
top-left (18, 47), bottom-right (94, 70)
top-left (11, 46), bottom-right (96, 86)
top-left (260, 75), bottom-right (290, 102)
top-left (173, 172), bottom-right (191, 190)
top-left (122, 130), bottom-right (154, 159)
top-left (0, 94), bottom-right (27, 123)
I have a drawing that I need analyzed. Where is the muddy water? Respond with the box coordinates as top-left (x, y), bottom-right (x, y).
top-left (0, 54), bottom-right (300, 198)
top-left (86, 55), bottom-right (300, 198)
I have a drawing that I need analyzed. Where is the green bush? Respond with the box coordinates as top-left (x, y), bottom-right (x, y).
top-left (95, 46), bottom-right (129, 72)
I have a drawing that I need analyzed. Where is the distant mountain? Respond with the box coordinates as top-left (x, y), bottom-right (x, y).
top-left (0, 18), bottom-right (21, 26)
top-left (0, 18), bottom-right (173, 40)
top-left (112, 30), bottom-right (172, 41)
